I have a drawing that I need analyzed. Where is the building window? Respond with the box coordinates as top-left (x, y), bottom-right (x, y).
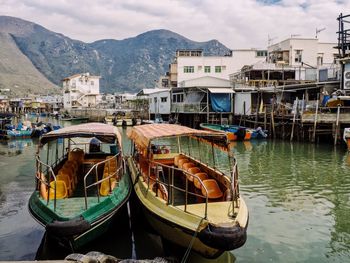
top-left (204, 66), bottom-right (211, 73)
top-left (184, 66), bottom-right (194, 73)
top-left (317, 55), bottom-right (323, 66)
top-left (295, 50), bottom-right (302, 63)
top-left (154, 97), bottom-right (157, 103)
top-left (215, 66), bottom-right (222, 73)
top-left (256, 50), bottom-right (268, 57)
top-left (91, 81), bottom-right (94, 85)
top-left (172, 93), bottom-right (184, 103)
top-left (161, 97), bottom-right (167, 102)
top-left (161, 79), bottom-right (169, 87)
top-left (198, 66), bottom-right (202, 71)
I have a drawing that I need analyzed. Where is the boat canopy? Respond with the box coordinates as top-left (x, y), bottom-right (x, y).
top-left (128, 124), bottom-right (226, 150)
top-left (40, 123), bottom-right (121, 146)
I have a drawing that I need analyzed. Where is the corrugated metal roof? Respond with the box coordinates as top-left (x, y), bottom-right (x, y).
top-left (208, 88), bottom-right (235, 94)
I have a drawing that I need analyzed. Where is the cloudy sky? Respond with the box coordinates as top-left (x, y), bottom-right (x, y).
top-left (0, 0), bottom-right (348, 49)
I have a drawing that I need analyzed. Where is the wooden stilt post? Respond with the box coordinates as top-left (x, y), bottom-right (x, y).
top-left (312, 94), bottom-right (319, 143)
top-left (271, 109), bottom-right (275, 139)
top-left (243, 101), bottom-right (246, 127)
top-left (290, 98), bottom-right (298, 141)
top-left (264, 107), bottom-right (267, 131)
top-left (301, 94), bottom-right (305, 140)
top-left (334, 105), bottom-right (341, 145)
top-left (255, 90), bottom-right (259, 128)
top-left (207, 90), bottom-right (209, 123)
top-left (282, 105), bottom-right (285, 139)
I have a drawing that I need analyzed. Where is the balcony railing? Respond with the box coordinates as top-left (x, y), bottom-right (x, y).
top-left (171, 103), bottom-right (208, 113)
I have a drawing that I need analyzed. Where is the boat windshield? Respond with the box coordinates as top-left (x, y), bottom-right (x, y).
top-left (151, 135), bottom-right (232, 176)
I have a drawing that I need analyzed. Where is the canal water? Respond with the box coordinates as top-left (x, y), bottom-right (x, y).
top-left (0, 119), bottom-right (349, 262)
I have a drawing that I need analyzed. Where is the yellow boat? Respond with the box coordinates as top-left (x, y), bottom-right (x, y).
top-left (127, 124), bottom-right (248, 258)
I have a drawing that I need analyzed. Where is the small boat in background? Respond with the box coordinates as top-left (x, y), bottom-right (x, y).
top-left (31, 122), bottom-right (61, 138)
top-left (0, 120), bottom-right (33, 139)
top-left (105, 115), bottom-right (139, 127)
top-left (200, 123), bottom-right (267, 141)
top-left (60, 116), bottom-right (89, 123)
top-left (344, 128), bottom-right (350, 151)
top-left (28, 123), bottom-right (131, 249)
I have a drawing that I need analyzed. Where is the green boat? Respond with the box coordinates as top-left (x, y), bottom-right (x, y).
top-left (60, 116), bottom-right (89, 123)
top-left (28, 123), bottom-right (131, 249)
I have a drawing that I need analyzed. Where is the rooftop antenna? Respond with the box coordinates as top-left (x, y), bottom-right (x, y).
top-left (268, 34), bottom-right (277, 46)
top-left (315, 27), bottom-right (326, 38)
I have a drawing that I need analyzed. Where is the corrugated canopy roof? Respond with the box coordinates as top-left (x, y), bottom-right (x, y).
top-left (208, 88), bottom-right (235, 94)
top-left (137, 88), bottom-right (170, 96)
top-left (127, 124), bottom-right (224, 150)
top-left (40, 123), bottom-right (121, 146)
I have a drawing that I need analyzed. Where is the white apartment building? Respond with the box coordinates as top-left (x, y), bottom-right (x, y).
top-left (169, 49), bottom-right (267, 86)
top-left (268, 38), bottom-right (338, 68)
top-left (231, 37), bottom-right (339, 88)
top-left (62, 73), bottom-right (101, 109)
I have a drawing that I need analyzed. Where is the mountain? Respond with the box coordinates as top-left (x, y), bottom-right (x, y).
top-left (0, 20), bottom-right (59, 96)
top-left (0, 16), bottom-right (231, 93)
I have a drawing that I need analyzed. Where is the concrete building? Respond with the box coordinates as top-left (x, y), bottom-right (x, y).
top-left (165, 49), bottom-right (267, 88)
top-left (266, 38), bottom-right (339, 82)
top-left (62, 73), bottom-right (101, 109)
top-left (136, 88), bottom-right (171, 120)
top-left (0, 95), bottom-right (9, 112)
top-left (268, 38), bottom-right (338, 68)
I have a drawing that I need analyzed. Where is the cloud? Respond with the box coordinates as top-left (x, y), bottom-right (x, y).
top-left (0, 0), bottom-right (348, 49)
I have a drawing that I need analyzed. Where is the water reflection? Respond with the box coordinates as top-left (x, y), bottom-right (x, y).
top-left (233, 140), bottom-right (350, 262)
top-left (0, 139), bottom-right (36, 156)
top-left (1, 123), bottom-right (350, 262)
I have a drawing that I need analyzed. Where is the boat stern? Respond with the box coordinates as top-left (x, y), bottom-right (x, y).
top-left (198, 197), bottom-right (249, 252)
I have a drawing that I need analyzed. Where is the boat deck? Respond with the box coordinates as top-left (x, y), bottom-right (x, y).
top-left (176, 201), bottom-right (235, 225)
top-left (39, 196), bottom-right (108, 218)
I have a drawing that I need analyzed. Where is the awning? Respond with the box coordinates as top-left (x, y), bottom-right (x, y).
top-left (127, 124), bottom-right (225, 150)
top-left (40, 122), bottom-right (122, 146)
top-left (208, 88), bottom-right (235, 94)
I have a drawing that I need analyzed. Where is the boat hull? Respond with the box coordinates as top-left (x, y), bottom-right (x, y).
top-left (140, 201), bottom-right (247, 258)
top-left (28, 174), bottom-right (131, 249)
top-left (200, 123), bottom-right (258, 141)
top-left (0, 129), bottom-right (33, 139)
top-left (127, 157), bottom-right (248, 258)
top-left (141, 203), bottom-right (222, 258)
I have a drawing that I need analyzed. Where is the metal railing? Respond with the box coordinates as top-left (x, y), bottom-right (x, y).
top-left (35, 155), bottom-right (58, 210)
top-left (83, 152), bottom-right (122, 209)
top-left (141, 159), bottom-right (210, 219)
top-left (171, 103), bottom-right (208, 113)
top-left (231, 158), bottom-right (240, 215)
top-left (35, 150), bottom-right (122, 212)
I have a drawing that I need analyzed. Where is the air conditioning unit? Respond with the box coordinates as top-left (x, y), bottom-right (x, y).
top-left (344, 63), bottom-right (350, 90)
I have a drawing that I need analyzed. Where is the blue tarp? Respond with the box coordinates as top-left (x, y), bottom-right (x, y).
top-left (321, 95), bottom-right (330, 107)
top-left (210, 93), bottom-right (231, 112)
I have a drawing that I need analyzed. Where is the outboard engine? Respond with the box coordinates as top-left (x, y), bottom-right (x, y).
top-left (235, 127), bottom-right (246, 140)
top-left (256, 127), bottom-right (268, 138)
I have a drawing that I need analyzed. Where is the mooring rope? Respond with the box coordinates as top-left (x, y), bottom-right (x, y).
top-left (181, 217), bottom-right (205, 263)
